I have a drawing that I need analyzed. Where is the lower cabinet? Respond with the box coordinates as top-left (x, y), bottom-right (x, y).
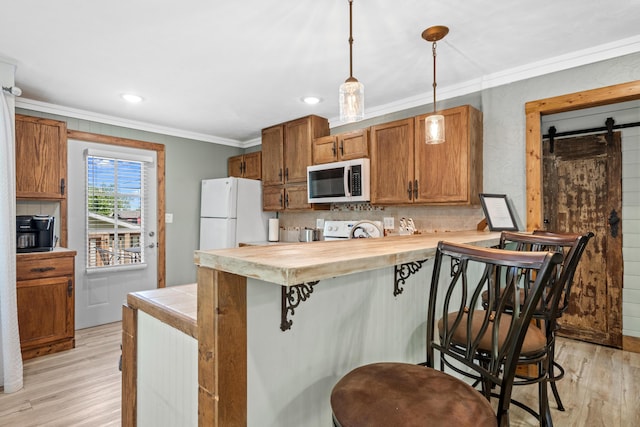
top-left (16, 249), bottom-right (76, 360)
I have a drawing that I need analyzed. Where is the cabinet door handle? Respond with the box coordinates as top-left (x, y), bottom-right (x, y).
top-left (31, 266), bottom-right (55, 273)
top-left (407, 181), bottom-right (413, 200)
top-left (285, 193), bottom-right (289, 207)
top-left (284, 168), bottom-right (289, 181)
top-left (278, 169), bottom-right (282, 181)
top-left (67, 279), bottom-right (73, 297)
top-left (340, 141), bottom-right (344, 156)
top-left (413, 180), bottom-right (419, 199)
top-left (332, 142), bottom-right (336, 156)
top-left (60, 178), bottom-right (66, 196)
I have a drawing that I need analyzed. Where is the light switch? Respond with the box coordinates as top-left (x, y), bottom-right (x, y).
top-left (165, 213), bottom-right (174, 223)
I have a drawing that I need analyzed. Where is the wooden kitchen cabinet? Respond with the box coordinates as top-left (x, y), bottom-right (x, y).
top-left (261, 125), bottom-right (285, 186)
top-left (312, 129), bottom-right (369, 164)
top-left (15, 114), bottom-right (68, 199)
top-left (262, 183), bottom-right (314, 211)
top-left (228, 151), bottom-right (262, 180)
top-left (370, 118), bottom-right (415, 204)
top-left (16, 249), bottom-right (76, 360)
top-left (414, 105), bottom-right (483, 204)
top-left (370, 105), bottom-right (483, 205)
top-left (261, 115), bottom-right (329, 211)
top-left (284, 116), bottom-right (328, 183)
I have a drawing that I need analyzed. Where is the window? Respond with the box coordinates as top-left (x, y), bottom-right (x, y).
top-left (85, 150), bottom-right (150, 269)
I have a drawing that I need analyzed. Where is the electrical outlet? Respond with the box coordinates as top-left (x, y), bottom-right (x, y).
top-left (383, 217), bottom-right (394, 229)
top-left (165, 213), bottom-right (174, 223)
top-left (316, 218), bottom-right (325, 229)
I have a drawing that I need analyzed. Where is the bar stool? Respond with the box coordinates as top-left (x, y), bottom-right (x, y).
top-left (490, 230), bottom-right (593, 418)
top-left (330, 241), bottom-right (563, 427)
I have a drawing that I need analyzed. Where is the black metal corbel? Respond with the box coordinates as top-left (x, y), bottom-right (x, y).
top-left (280, 281), bottom-right (320, 331)
top-left (394, 260), bottom-right (428, 296)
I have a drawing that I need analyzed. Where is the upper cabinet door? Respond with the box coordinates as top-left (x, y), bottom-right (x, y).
top-left (312, 135), bottom-right (338, 164)
top-left (261, 125), bottom-right (285, 186)
top-left (242, 151), bottom-right (262, 180)
top-left (284, 117), bottom-right (314, 184)
top-left (227, 154), bottom-right (244, 178)
top-left (414, 105), bottom-right (483, 204)
top-left (16, 115), bottom-right (67, 199)
top-left (337, 129), bottom-right (369, 161)
top-left (370, 118), bottom-right (415, 205)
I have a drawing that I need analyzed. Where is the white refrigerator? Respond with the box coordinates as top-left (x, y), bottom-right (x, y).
top-left (199, 177), bottom-right (274, 250)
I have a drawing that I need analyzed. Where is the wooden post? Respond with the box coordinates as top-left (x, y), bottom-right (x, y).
top-left (121, 304), bottom-right (137, 427)
top-left (197, 267), bottom-right (247, 426)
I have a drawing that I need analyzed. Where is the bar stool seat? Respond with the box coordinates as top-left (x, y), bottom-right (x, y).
top-left (331, 362), bottom-right (497, 427)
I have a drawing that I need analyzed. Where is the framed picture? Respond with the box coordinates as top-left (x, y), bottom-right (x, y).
top-left (479, 193), bottom-right (519, 231)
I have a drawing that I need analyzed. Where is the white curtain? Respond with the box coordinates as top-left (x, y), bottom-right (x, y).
top-left (0, 90), bottom-right (23, 393)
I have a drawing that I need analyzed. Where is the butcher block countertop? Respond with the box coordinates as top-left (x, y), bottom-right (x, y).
top-left (127, 283), bottom-right (197, 339)
top-left (195, 230), bottom-right (501, 287)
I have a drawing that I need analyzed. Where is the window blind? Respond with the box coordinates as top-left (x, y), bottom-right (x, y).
top-left (85, 149), bottom-right (151, 269)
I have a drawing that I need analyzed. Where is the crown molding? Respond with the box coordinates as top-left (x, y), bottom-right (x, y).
top-left (15, 97), bottom-right (243, 147)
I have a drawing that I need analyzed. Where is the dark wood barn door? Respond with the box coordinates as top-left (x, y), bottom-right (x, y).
top-left (542, 132), bottom-right (623, 348)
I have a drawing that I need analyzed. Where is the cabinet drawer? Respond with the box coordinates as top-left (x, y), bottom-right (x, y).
top-left (17, 256), bottom-right (74, 281)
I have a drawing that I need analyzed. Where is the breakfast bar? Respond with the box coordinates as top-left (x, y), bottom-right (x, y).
top-left (192, 230), bottom-right (500, 426)
top-left (124, 230), bottom-right (500, 426)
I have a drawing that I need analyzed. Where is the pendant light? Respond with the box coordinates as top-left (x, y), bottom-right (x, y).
top-left (339, 0), bottom-right (364, 123)
top-left (422, 25), bottom-right (449, 144)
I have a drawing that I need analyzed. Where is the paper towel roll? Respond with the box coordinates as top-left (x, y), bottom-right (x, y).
top-left (268, 218), bottom-right (279, 242)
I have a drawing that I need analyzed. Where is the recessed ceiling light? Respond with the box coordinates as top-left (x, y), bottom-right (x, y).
top-left (302, 96), bottom-right (321, 105)
top-left (121, 93), bottom-right (143, 103)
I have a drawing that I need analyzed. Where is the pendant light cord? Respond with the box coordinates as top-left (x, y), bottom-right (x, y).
top-left (348, 0), bottom-right (354, 79)
top-left (432, 41), bottom-right (437, 113)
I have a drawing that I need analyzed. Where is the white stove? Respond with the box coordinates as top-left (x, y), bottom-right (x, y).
top-left (323, 220), bottom-right (383, 240)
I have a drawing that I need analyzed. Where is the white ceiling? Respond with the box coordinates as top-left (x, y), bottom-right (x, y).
top-left (2, 0), bottom-right (640, 147)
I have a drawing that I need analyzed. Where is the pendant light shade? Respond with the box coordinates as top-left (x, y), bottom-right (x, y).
top-left (425, 114), bottom-right (445, 144)
top-left (422, 25), bottom-right (448, 144)
top-left (340, 0), bottom-right (364, 123)
top-left (340, 77), bottom-right (364, 123)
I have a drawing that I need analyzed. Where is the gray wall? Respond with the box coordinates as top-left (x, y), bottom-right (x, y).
top-left (16, 107), bottom-right (241, 286)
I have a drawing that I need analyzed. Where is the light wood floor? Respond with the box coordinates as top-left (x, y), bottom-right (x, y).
top-left (0, 322), bottom-right (638, 426)
top-left (0, 322), bottom-right (122, 427)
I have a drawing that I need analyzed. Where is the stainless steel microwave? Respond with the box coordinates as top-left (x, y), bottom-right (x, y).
top-left (307, 158), bottom-right (370, 203)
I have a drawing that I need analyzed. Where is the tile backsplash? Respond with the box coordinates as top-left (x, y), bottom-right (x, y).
top-left (279, 203), bottom-right (486, 234)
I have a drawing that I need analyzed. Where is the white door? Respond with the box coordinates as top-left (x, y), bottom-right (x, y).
top-left (68, 140), bottom-right (158, 329)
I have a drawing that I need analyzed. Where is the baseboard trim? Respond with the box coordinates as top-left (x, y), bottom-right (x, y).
top-left (623, 335), bottom-right (640, 353)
